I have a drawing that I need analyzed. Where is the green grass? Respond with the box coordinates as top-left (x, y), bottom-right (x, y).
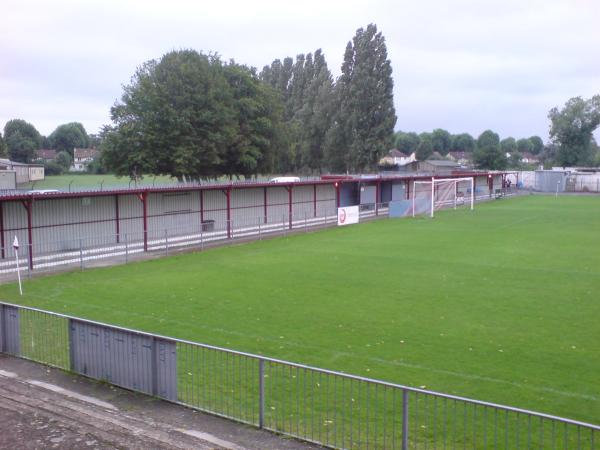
top-left (1, 195), bottom-right (598, 425)
top-left (22, 173), bottom-right (177, 190)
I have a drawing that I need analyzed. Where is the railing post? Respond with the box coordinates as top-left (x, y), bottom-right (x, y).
top-left (79, 239), bottom-right (83, 270)
top-left (124, 233), bottom-right (129, 264)
top-left (258, 217), bottom-right (262, 240)
top-left (200, 229), bottom-right (204, 250)
top-left (165, 229), bottom-right (169, 256)
top-left (151, 336), bottom-right (158, 396)
top-left (402, 389), bottom-right (409, 450)
top-left (259, 359), bottom-right (265, 428)
top-left (304, 211), bottom-right (307, 232)
top-left (68, 318), bottom-right (75, 371)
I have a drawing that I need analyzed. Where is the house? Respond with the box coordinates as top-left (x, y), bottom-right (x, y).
top-left (36, 149), bottom-right (58, 162)
top-left (71, 148), bottom-right (100, 172)
top-left (0, 159), bottom-right (45, 184)
top-left (521, 152), bottom-right (540, 165)
top-left (379, 149), bottom-right (416, 167)
top-left (399, 160), bottom-right (460, 175)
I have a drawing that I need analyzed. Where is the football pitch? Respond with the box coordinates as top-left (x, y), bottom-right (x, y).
top-left (0, 195), bottom-right (598, 424)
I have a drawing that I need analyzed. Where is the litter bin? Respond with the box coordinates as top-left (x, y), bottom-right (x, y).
top-left (201, 220), bottom-right (215, 232)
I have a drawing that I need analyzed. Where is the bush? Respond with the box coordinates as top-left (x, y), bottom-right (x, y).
top-left (44, 161), bottom-right (64, 175)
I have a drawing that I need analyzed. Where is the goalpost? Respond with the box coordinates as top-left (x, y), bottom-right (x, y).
top-left (412, 177), bottom-right (474, 218)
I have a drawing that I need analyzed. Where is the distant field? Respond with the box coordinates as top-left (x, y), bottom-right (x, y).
top-left (1, 195), bottom-right (598, 424)
top-left (22, 174), bottom-right (177, 190)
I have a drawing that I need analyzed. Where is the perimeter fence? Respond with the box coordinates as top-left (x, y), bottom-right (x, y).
top-left (0, 204), bottom-right (387, 278)
top-left (0, 302), bottom-right (597, 450)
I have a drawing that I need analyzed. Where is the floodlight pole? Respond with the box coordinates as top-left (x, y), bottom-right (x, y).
top-left (430, 177), bottom-right (435, 218)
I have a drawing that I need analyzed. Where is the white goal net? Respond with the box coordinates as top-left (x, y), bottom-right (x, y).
top-left (412, 177), bottom-right (474, 218)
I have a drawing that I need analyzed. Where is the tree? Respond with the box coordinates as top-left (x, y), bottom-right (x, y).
top-left (500, 137), bottom-right (516, 154)
top-left (473, 130), bottom-right (507, 169)
top-left (326, 24), bottom-right (396, 172)
top-left (394, 131), bottom-right (420, 155)
top-left (219, 62), bottom-right (283, 178)
top-left (260, 49), bottom-right (334, 173)
top-left (0, 132), bottom-right (6, 157)
top-left (48, 123), bottom-right (89, 156)
top-left (415, 133), bottom-right (433, 161)
top-left (449, 133), bottom-right (475, 153)
top-left (528, 136), bottom-right (544, 155)
top-left (516, 138), bottom-right (533, 154)
top-left (55, 151), bottom-right (72, 171)
top-left (3, 119), bottom-right (42, 162)
top-left (549, 95), bottom-right (600, 166)
top-left (102, 50), bottom-right (283, 180)
top-left (431, 128), bottom-right (451, 155)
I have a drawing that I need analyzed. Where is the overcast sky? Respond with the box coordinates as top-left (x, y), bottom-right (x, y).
top-left (2, 0), bottom-right (599, 142)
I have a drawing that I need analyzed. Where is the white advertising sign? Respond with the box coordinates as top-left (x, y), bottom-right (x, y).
top-left (337, 206), bottom-right (360, 226)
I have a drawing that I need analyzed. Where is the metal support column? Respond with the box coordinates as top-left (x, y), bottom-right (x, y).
top-left (224, 187), bottom-right (232, 239)
top-left (137, 192), bottom-right (148, 252)
top-left (335, 182), bottom-right (341, 208)
top-left (0, 201), bottom-right (4, 259)
top-left (313, 184), bottom-right (317, 217)
top-left (200, 189), bottom-right (204, 225)
top-left (21, 198), bottom-right (33, 269)
top-left (287, 185), bottom-right (293, 230)
top-left (114, 195), bottom-right (120, 243)
top-left (263, 187), bottom-right (268, 224)
top-left (375, 180), bottom-right (381, 216)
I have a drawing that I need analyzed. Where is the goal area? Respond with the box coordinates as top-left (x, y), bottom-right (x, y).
top-left (412, 177), bottom-right (474, 218)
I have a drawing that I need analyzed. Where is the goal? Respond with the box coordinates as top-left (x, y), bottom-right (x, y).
top-left (412, 177), bottom-right (474, 218)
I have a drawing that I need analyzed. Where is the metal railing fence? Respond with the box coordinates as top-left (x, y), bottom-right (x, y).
top-left (0, 302), bottom-right (597, 449)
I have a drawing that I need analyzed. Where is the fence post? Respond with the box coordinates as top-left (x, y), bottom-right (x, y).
top-left (125, 233), bottom-right (129, 264)
top-left (27, 244), bottom-right (31, 278)
top-left (68, 318), bottom-right (75, 372)
top-left (402, 389), bottom-right (409, 450)
top-left (304, 211), bottom-right (307, 232)
top-left (258, 217), bottom-right (262, 240)
top-left (151, 336), bottom-right (158, 396)
top-left (200, 229), bottom-right (204, 250)
top-left (79, 239), bottom-right (84, 270)
top-left (259, 359), bottom-right (265, 428)
top-left (165, 229), bottom-right (169, 256)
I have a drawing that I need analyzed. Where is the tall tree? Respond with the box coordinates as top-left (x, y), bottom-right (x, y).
top-left (49, 122), bottom-right (90, 155)
top-left (431, 128), bottom-right (451, 155)
top-left (3, 119), bottom-right (42, 162)
top-left (528, 136), bottom-right (544, 155)
top-left (394, 131), bottom-right (420, 155)
top-left (549, 95), bottom-right (600, 166)
top-left (473, 130), bottom-right (507, 169)
top-left (500, 137), bottom-right (517, 154)
top-left (219, 62), bottom-right (283, 178)
top-left (0, 132), bottom-right (6, 157)
top-left (449, 133), bottom-right (475, 153)
top-left (516, 138), bottom-right (533, 154)
top-left (326, 24), bottom-right (396, 172)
